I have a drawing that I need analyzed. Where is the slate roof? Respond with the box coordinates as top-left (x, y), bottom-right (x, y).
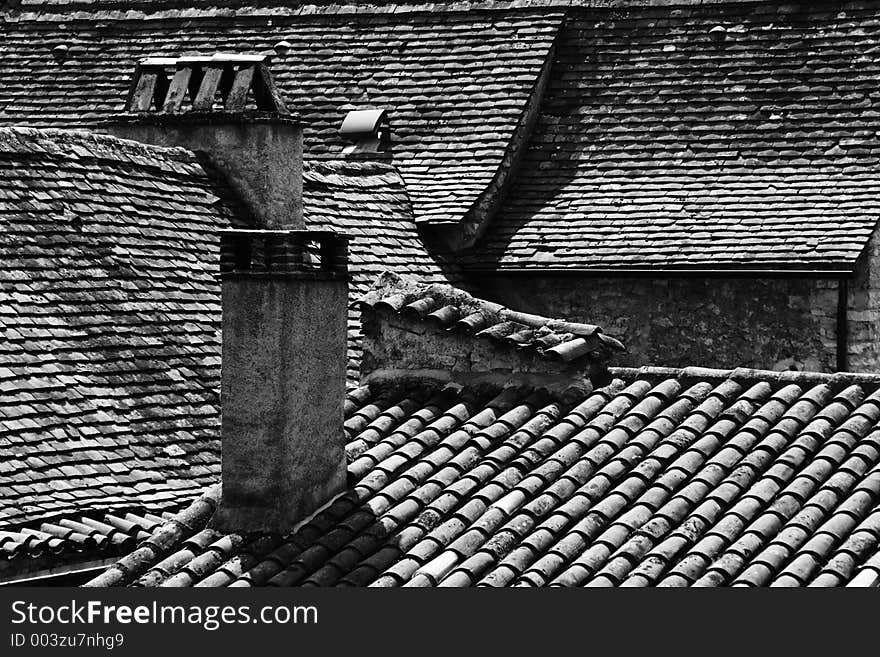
top-left (0, 5), bottom-right (562, 227)
top-left (3, 2), bottom-right (879, 270)
top-left (0, 127), bottom-right (242, 528)
top-left (87, 366), bottom-right (880, 588)
top-left (304, 162), bottom-right (455, 379)
top-left (473, 1), bottom-right (880, 271)
top-left (0, 127), bottom-right (448, 534)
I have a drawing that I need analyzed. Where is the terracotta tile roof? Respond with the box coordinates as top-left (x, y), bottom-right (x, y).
top-left (465, 2), bottom-right (880, 271)
top-left (357, 271), bottom-right (624, 364)
top-left (0, 506), bottom-right (184, 582)
top-left (0, 127), bottom-right (448, 531)
top-left (87, 366), bottom-right (880, 587)
top-left (0, 7), bottom-right (562, 227)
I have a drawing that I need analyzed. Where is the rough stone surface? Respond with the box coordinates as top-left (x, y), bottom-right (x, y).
top-left (848, 233), bottom-right (880, 372)
top-left (362, 307), bottom-right (588, 382)
top-left (213, 274), bottom-right (348, 533)
top-left (357, 272), bottom-right (621, 388)
top-left (477, 274), bottom-right (840, 372)
top-left (104, 114), bottom-right (304, 229)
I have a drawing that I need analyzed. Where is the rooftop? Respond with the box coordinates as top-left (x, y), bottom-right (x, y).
top-left (2, 2), bottom-right (878, 270)
top-left (86, 365), bottom-right (880, 587)
top-left (0, 126), bottom-right (448, 539)
top-left (0, 507), bottom-right (178, 584)
top-left (0, 126), bottom-right (241, 527)
top-left (472, 1), bottom-right (880, 271)
top-left (0, 5), bottom-right (561, 228)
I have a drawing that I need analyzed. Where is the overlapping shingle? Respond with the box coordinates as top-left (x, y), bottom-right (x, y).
top-left (0, 128), bottom-right (449, 532)
top-left (86, 366), bottom-right (880, 587)
top-left (0, 505), bottom-right (185, 582)
top-left (5, 2), bottom-right (878, 268)
top-left (472, 2), bottom-right (880, 270)
top-left (0, 127), bottom-right (242, 527)
top-left (0, 7), bottom-right (561, 227)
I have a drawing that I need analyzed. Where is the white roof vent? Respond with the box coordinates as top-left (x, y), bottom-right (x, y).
top-left (340, 108), bottom-right (388, 154)
top-left (709, 25), bottom-right (727, 42)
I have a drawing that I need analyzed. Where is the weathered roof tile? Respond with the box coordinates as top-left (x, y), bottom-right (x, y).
top-left (472, 3), bottom-right (880, 271)
top-left (84, 364), bottom-right (880, 587)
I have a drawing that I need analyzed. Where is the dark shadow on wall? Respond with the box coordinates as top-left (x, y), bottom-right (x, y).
top-left (474, 272), bottom-right (839, 372)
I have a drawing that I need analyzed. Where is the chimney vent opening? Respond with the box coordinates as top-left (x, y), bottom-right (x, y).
top-left (219, 230), bottom-right (348, 276)
top-left (709, 25), bottom-right (728, 42)
top-left (51, 43), bottom-right (70, 63)
top-left (124, 53), bottom-right (289, 115)
top-left (340, 108), bottom-right (389, 154)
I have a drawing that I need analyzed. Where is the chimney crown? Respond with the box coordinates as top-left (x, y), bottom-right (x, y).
top-left (104, 53), bottom-right (303, 229)
top-left (219, 228), bottom-right (349, 278)
top-left (126, 53), bottom-right (288, 115)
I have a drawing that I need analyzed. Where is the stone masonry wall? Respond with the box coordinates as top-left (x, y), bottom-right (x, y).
top-left (477, 274), bottom-right (842, 372)
top-left (848, 233), bottom-right (880, 372)
top-left (362, 307), bottom-right (577, 375)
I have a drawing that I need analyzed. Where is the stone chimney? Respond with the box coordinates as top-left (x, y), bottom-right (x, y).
top-left (101, 54), bottom-right (302, 228)
top-left (102, 54), bottom-right (350, 532)
top-left (212, 229), bottom-right (350, 532)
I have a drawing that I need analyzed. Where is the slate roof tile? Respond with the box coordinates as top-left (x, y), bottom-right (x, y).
top-left (471, 2), bottom-right (880, 270)
top-left (0, 127), bottom-right (242, 532)
top-left (0, 127), bottom-right (451, 565)
top-left (85, 366), bottom-right (880, 587)
top-left (0, 5), bottom-right (562, 227)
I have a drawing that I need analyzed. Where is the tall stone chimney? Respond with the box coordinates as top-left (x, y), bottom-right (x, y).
top-left (101, 54), bottom-right (302, 228)
top-left (212, 229), bottom-right (350, 532)
top-left (103, 54), bottom-right (350, 531)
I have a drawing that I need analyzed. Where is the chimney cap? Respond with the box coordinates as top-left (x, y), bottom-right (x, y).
top-left (51, 43), bottom-right (70, 62)
top-left (142, 54), bottom-right (269, 67)
top-left (124, 53), bottom-right (288, 115)
top-left (340, 109), bottom-right (387, 138)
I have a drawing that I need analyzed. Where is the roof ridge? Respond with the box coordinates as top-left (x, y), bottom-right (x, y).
top-left (82, 484), bottom-right (220, 587)
top-left (0, 126), bottom-right (206, 170)
top-left (358, 271), bottom-right (607, 336)
top-left (357, 271), bottom-right (625, 365)
top-left (304, 159), bottom-right (404, 187)
top-left (2, 0), bottom-right (772, 19)
top-left (611, 365), bottom-right (880, 390)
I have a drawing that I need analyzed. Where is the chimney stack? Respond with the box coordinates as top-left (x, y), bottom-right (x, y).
top-left (101, 54), bottom-right (302, 228)
top-left (103, 54), bottom-right (351, 531)
top-left (212, 229), bottom-right (350, 532)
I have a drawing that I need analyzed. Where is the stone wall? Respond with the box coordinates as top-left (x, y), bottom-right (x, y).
top-left (361, 306), bottom-right (589, 378)
top-left (476, 274), bottom-right (843, 372)
top-left (848, 233), bottom-right (880, 372)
